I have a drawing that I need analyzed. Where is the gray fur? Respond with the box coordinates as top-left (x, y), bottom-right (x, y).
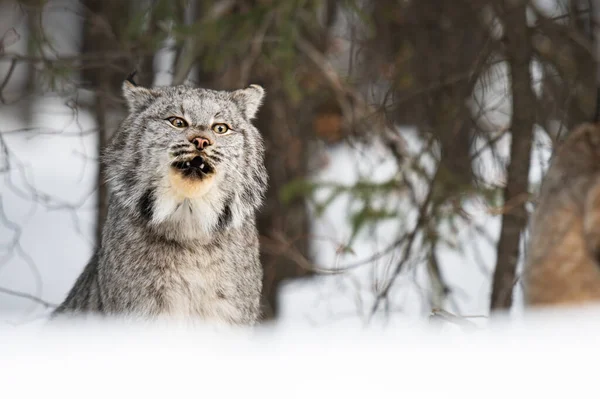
top-left (52, 82), bottom-right (268, 325)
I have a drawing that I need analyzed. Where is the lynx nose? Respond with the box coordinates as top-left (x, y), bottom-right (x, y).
top-left (190, 136), bottom-right (211, 151)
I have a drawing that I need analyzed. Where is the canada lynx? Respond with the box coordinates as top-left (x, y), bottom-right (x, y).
top-left (52, 79), bottom-right (268, 324)
top-left (525, 123), bottom-right (600, 306)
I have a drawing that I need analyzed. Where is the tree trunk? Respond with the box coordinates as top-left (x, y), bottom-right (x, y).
top-left (368, 0), bottom-right (490, 201)
top-left (80, 0), bottom-right (132, 245)
top-left (255, 93), bottom-right (312, 319)
top-left (490, 0), bottom-right (536, 310)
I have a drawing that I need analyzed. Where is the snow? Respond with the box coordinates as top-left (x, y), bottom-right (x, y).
top-left (0, 96), bottom-right (97, 320)
top-left (2, 306), bottom-right (600, 398)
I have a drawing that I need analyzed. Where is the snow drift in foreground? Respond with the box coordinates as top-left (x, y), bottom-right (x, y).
top-left (1, 306), bottom-right (599, 399)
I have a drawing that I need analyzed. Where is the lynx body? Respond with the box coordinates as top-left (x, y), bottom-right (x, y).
top-left (52, 81), bottom-right (268, 325)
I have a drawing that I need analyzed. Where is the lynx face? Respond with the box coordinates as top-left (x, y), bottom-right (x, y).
top-left (104, 82), bottom-right (268, 240)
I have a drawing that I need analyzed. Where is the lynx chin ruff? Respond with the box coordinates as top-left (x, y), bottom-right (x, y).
top-left (525, 123), bottom-right (600, 306)
top-left (52, 80), bottom-right (268, 325)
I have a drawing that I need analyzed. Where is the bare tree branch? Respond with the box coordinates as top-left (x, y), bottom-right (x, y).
top-left (0, 286), bottom-right (57, 308)
top-left (0, 59), bottom-right (16, 104)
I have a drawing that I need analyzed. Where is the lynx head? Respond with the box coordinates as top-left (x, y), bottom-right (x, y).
top-left (104, 80), bottom-right (268, 240)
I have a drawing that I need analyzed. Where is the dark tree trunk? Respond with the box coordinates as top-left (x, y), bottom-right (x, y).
top-left (367, 0), bottom-right (491, 202)
top-left (255, 2), bottom-right (339, 320)
top-left (255, 93), bottom-right (312, 319)
top-left (80, 0), bottom-right (133, 245)
top-left (490, 0), bottom-right (536, 310)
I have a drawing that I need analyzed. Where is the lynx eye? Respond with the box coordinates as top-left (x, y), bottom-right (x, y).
top-left (166, 116), bottom-right (188, 128)
top-left (212, 123), bottom-right (229, 134)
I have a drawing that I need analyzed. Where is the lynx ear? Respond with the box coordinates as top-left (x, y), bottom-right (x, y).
top-left (231, 84), bottom-right (265, 120)
top-left (122, 80), bottom-right (158, 113)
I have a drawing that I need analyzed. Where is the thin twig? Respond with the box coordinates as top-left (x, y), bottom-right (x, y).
top-left (0, 286), bottom-right (57, 308)
top-left (0, 59), bottom-right (16, 103)
top-left (368, 167), bottom-right (438, 321)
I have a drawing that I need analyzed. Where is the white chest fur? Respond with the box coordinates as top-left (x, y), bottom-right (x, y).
top-left (163, 263), bottom-right (243, 325)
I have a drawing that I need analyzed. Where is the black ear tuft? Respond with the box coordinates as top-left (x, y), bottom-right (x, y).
top-left (126, 70), bottom-right (139, 87)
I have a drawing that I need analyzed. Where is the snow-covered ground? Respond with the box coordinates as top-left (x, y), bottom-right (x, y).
top-left (2, 306), bottom-right (600, 398)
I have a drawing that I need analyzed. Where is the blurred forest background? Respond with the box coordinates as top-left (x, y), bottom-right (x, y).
top-left (0, 0), bottom-right (598, 326)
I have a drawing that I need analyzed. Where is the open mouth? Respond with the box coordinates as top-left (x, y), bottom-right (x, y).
top-left (171, 155), bottom-right (214, 178)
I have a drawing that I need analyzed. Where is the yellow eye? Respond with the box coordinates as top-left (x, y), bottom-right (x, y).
top-left (166, 117), bottom-right (188, 128)
top-left (212, 123), bottom-right (229, 134)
